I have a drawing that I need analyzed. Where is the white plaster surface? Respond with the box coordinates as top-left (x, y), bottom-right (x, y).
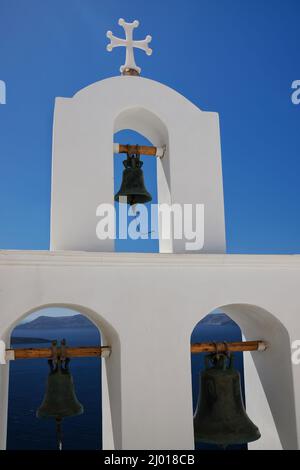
top-left (242, 340), bottom-right (282, 449)
top-left (51, 76), bottom-right (225, 254)
top-left (2, 68), bottom-right (298, 452)
top-left (0, 251), bottom-right (299, 450)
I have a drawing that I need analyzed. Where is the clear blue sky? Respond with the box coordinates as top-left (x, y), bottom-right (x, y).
top-left (0, 0), bottom-right (299, 254)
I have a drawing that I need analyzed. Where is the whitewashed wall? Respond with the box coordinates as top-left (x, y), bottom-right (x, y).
top-left (0, 251), bottom-right (299, 449)
top-left (51, 76), bottom-right (225, 253)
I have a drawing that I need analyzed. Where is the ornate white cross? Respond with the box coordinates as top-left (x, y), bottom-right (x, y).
top-left (106, 18), bottom-right (152, 75)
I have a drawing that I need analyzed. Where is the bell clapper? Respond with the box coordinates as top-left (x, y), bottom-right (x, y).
top-left (51, 340), bottom-right (58, 369)
top-left (56, 417), bottom-right (63, 451)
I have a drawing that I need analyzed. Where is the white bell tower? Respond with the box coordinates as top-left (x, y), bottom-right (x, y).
top-left (2, 18), bottom-right (300, 452)
top-left (50, 19), bottom-right (225, 253)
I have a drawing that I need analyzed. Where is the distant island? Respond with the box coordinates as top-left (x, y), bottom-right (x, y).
top-left (11, 337), bottom-right (52, 344)
top-left (12, 313), bottom-right (233, 334)
top-left (14, 314), bottom-right (95, 330)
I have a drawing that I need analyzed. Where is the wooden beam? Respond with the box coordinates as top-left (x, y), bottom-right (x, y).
top-left (114, 143), bottom-right (164, 157)
top-left (191, 340), bottom-right (268, 354)
top-left (4, 341), bottom-right (267, 361)
top-left (7, 346), bottom-right (111, 360)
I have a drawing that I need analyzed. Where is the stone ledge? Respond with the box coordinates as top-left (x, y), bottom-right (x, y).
top-left (0, 250), bottom-right (300, 268)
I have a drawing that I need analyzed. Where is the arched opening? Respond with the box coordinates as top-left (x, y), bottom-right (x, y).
top-left (113, 107), bottom-right (171, 253)
top-left (191, 309), bottom-right (246, 450)
top-left (6, 307), bottom-right (103, 449)
top-left (114, 129), bottom-right (159, 253)
top-left (190, 303), bottom-right (295, 450)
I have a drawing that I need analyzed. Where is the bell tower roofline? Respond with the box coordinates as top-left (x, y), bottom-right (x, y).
top-left (51, 74), bottom-right (225, 253)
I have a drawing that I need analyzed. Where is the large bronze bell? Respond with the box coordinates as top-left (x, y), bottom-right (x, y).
top-left (37, 358), bottom-right (83, 420)
top-left (114, 151), bottom-right (152, 205)
top-left (193, 353), bottom-right (261, 447)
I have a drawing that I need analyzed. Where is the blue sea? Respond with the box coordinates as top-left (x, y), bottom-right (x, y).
top-left (7, 327), bottom-right (102, 450)
top-left (7, 317), bottom-right (244, 450)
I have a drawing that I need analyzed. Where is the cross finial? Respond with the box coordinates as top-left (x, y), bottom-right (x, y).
top-left (106, 18), bottom-right (152, 76)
